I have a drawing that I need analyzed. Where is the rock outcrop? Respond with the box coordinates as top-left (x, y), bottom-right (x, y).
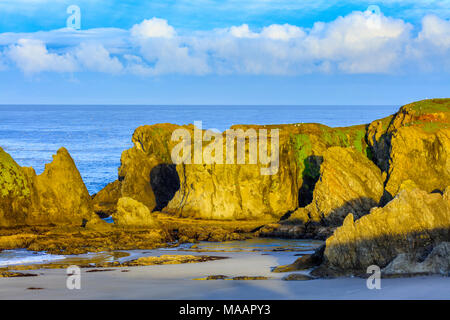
top-left (384, 126), bottom-right (449, 197)
top-left (92, 180), bottom-right (122, 218)
top-left (27, 148), bottom-right (96, 226)
top-left (0, 147), bottom-right (98, 227)
top-left (96, 122), bottom-right (370, 221)
top-left (319, 188), bottom-right (450, 275)
top-left (0, 147), bottom-right (32, 227)
top-left (368, 99), bottom-right (450, 199)
top-left (289, 147), bottom-right (384, 226)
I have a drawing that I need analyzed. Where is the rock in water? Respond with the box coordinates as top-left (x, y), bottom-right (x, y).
top-left (282, 273), bottom-right (314, 281)
top-left (28, 147), bottom-right (95, 226)
top-left (114, 197), bottom-right (158, 227)
top-left (273, 245), bottom-right (325, 272)
top-left (0, 147), bottom-right (98, 227)
top-left (321, 188), bottom-right (450, 274)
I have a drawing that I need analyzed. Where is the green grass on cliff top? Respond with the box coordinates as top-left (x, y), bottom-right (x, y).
top-left (405, 98), bottom-right (450, 114)
top-left (291, 124), bottom-right (370, 181)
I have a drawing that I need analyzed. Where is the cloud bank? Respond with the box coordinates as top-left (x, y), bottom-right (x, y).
top-left (0, 10), bottom-right (449, 76)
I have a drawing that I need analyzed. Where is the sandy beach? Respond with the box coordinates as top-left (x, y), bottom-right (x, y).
top-left (1, 243), bottom-right (449, 300)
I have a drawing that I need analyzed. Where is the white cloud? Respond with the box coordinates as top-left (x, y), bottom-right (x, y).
top-left (228, 24), bottom-right (258, 38)
top-left (1, 13), bottom-right (450, 76)
top-left (261, 24), bottom-right (306, 40)
top-left (137, 38), bottom-right (210, 75)
top-left (418, 14), bottom-right (450, 48)
top-left (130, 18), bottom-right (176, 39)
top-left (75, 42), bottom-right (123, 74)
top-left (7, 38), bottom-right (77, 74)
top-left (301, 10), bottom-right (412, 73)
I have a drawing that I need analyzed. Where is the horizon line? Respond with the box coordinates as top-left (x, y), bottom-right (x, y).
top-left (0, 103), bottom-right (399, 107)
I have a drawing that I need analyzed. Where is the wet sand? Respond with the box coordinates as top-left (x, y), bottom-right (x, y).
top-left (1, 247), bottom-right (449, 300)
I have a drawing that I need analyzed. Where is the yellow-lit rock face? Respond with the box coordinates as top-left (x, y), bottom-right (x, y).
top-left (295, 146), bottom-right (384, 225)
top-left (111, 121), bottom-right (371, 221)
top-left (114, 197), bottom-right (158, 227)
top-left (368, 98), bottom-right (450, 197)
top-left (324, 188), bottom-right (450, 271)
top-left (27, 147), bottom-right (95, 226)
top-left (0, 147), bottom-right (98, 227)
top-left (116, 123), bottom-right (301, 220)
top-left (0, 147), bottom-right (32, 226)
top-left (92, 180), bottom-right (122, 217)
top-left (385, 126), bottom-right (449, 196)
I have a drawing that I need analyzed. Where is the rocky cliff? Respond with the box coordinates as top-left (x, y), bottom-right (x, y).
top-left (368, 99), bottom-right (450, 199)
top-left (259, 99), bottom-right (449, 240)
top-left (95, 121), bottom-right (371, 221)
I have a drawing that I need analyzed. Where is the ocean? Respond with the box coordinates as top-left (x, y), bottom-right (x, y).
top-left (0, 105), bottom-right (398, 194)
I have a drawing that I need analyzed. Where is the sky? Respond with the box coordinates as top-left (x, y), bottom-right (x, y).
top-left (0, 0), bottom-right (449, 105)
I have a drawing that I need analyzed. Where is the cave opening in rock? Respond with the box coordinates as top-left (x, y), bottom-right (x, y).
top-left (150, 164), bottom-right (181, 212)
top-left (298, 155), bottom-right (323, 208)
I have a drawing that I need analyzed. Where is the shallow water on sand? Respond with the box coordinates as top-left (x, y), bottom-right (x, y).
top-left (0, 249), bottom-right (65, 267)
top-left (0, 238), bottom-right (322, 268)
top-left (2, 239), bottom-right (450, 300)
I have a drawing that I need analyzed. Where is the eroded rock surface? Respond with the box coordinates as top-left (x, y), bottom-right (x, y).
top-left (320, 188), bottom-right (450, 275)
top-left (0, 147), bottom-right (98, 227)
top-left (0, 147), bottom-right (32, 227)
top-left (368, 98), bottom-right (450, 199)
top-left (98, 121), bottom-right (370, 221)
top-left (290, 147), bottom-right (384, 226)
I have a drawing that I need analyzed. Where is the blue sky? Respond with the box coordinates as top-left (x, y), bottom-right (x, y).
top-left (0, 0), bottom-right (449, 105)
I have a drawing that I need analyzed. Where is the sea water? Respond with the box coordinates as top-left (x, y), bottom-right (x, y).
top-left (0, 105), bottom-right (398, 194)
top-left (0, 249), bottom-right (65, 267)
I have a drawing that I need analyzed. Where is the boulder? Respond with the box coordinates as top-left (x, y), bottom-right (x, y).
top-left (113, 197), bottom-right (158, 227)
